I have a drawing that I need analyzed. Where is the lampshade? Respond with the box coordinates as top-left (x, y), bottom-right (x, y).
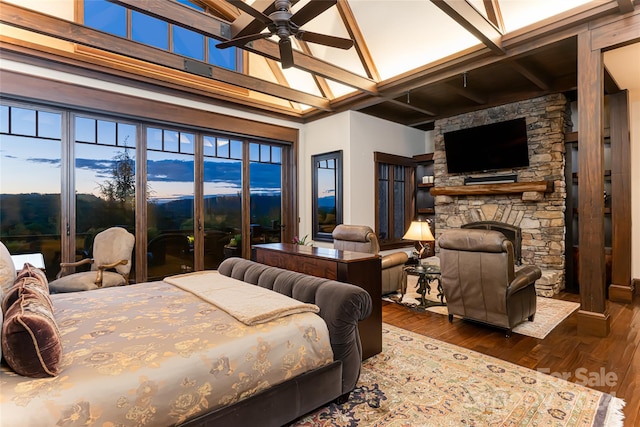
top-left (403, 220), bottom-right (435, 242)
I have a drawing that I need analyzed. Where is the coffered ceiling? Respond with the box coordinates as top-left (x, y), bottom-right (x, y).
top-left (0, 0), bottom-right (638, 130)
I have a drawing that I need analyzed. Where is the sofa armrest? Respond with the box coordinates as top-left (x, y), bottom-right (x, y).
top-left (381, 252), bottom-right (408, 269)
top-left (507, 265), bottom-right (541, 297)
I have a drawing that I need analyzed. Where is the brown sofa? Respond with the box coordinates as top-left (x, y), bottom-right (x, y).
top-left (437, 228), bottom-right (541, 336)
top-left (332, 224), bottom-right (408, 295)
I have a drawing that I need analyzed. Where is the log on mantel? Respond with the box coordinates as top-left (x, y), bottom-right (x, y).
top-left (430, 180), bottom-right (553, 196)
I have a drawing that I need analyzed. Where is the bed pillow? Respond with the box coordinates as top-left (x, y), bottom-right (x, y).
top-left (2, 294), bottom-right (62, 377)
top-left (2, 275), bottom-right (53, 315)
top-left (0, 241), bottom-right (16, 296)
top-left (16, 262), bottom-right (48, 287)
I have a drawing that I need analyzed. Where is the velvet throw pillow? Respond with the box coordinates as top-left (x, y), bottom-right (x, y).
top-left (2, 294), bottom-right (62, 377)
top-left (2, 263), bottom-right (52, 314)
top-left (2, 275), bottom-right (53, 315)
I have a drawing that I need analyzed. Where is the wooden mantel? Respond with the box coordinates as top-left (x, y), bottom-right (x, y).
top-left (430, 180), bottom-right (553, 196)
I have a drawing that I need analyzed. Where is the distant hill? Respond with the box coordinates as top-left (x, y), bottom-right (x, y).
top-left (1, 192), bottom-right (282, 237)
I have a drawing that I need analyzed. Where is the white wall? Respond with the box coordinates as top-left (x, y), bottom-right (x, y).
top-left (302, 111), bottom-right (427, 248)
top-left (348, 111), bottom-right (427, 226)
top-left (301, 113), bottom-right (351, 242)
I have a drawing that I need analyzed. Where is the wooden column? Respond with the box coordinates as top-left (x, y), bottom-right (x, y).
top-left (608, 90), bottom-right (634, 302)
top-left (576, 30), bottom-right (610, 337)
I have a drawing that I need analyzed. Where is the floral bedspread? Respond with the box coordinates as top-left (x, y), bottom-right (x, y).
top-left (0, 281), bottom-right (333, 426)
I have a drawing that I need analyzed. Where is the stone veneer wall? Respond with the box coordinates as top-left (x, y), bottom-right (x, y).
top-left (433, 94), bottom-right (571, 296)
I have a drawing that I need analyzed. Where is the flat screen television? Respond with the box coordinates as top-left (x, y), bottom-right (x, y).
top-left (443, 117), bottom-right (529, 174)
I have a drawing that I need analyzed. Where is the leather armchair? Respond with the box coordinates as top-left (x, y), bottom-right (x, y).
top-left (437, 228), bottom-right (541, 336)
top-left (332, 224), bottom-right (408, 295)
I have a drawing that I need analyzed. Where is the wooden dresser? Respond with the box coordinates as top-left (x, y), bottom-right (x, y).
top-left (252, 243), bottom-right (382, 360)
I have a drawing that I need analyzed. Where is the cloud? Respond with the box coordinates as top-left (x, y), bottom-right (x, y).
top-left (28, 157), bottom-right (61, 166)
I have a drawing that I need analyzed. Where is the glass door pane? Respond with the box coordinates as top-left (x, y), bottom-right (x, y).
top-left (249, 142), bottom-right (282, 246)
top-left (74, 116), bottom-right (137, 279)
top-left (203, 136), bottom-right (242, 269)
top-left (0, 105), bottom-right (63, 280)
top-left (146, 127), bottom-right (195, 280)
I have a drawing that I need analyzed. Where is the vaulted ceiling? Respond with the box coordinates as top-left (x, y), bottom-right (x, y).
top-left (0, 0), bottom-right (638, 130)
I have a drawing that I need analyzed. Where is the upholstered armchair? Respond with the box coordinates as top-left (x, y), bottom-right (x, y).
top-left (332, 224), bottom-right (408, 295)
top-left (437, 228), bottom-right (541, 336)
top-left (49, 227), bottom-right (135, 293)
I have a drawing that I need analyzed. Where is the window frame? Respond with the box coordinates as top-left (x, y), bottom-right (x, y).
top-left (311, 150), bottom-right (343, 243)
top-left (374, 152), bottom-right (415, 250)
top-left (0, 75), bottom-right (298, 282)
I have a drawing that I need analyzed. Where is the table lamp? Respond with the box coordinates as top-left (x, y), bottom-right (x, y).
top-left (403, 220), bottom-right (435, 271)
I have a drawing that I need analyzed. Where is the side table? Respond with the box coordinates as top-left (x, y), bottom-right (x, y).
top-left (402, 264), bottom-right (445, 308)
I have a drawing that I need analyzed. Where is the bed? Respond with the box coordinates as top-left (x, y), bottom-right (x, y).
top-left (0, 257), bottom-right (372, 427)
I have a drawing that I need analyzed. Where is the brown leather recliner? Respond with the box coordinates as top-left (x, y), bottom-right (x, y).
top-left (332, 224), bottom-right (408, 295)
top-left (437, 228), bottom-right (541, 336)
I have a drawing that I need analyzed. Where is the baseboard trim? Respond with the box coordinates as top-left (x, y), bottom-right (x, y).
top-left (576, 310), bottom-right (610, 337)
top-left (609, 283), bottom-right (635, 303)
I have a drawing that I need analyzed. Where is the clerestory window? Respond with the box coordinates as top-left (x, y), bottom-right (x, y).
top-left (82, 0), bottom-right (238, 71)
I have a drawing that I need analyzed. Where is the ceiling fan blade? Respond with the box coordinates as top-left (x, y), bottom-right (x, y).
top-left (295, 30), bottom-right (353, 49)
top-left (226, 0), bottom-right (273, 25)
top-left (216, 32), bottom-right (272, 49)
top-left (279, 38), bottom-right (294, 69)
top-left (290, 0), bottom-right (336, 27)
top-left (233, 0), bottom-right (301, 39)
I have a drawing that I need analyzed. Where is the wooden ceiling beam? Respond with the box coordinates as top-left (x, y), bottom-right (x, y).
top-left (381, 1), bottom-right (621, 97)
top-left (443, 82), bottom-right (487, 105)
top-left (0, 2), bottom-right (331, 110)
top-left (483, 0), bottom-right (504, 32)
top-left (508, 60), bottom-right (551, 91)
top-left (336, 0), bottom-right (380, 81)
top-left (387, 98), bottom-right (438, 117)
top-left (108, 0), bottom-right (376, 94)
top-left (199, 0), bottom-right (240, 21)
top-left (616, 0), bottom-right (635, 14)
top-left (430, 0), bottom-right (505, 55)
top-left (297, 40), bottom-right (334, 99)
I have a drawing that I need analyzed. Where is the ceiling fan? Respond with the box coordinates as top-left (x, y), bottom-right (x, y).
top-left (216, 0), bottom-right (354, 69)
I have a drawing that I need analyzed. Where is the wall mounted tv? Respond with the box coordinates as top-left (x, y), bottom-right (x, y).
top-left (443, 117), bottom-right (530, 174)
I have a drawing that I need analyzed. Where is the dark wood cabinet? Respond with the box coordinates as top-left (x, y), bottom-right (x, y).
top-left (252, 243), bottom-right (382, 360)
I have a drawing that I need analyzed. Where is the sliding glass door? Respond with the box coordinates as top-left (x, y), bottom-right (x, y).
top-left (0, 104), bottom-right (63, 280)
top-left (249, 142), bottom-right (283, 246)
top-left (74, 116), bottom-right (137, 278)
top-left (202, 136), bottom-right (243, 269)
top-left (1, 99), bottom-right (294, 282)
top-left (146, 127), bottom-right (195, 280)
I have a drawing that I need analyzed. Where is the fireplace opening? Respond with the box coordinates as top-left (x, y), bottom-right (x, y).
top-left (462, 221), bottom-right (522, 265)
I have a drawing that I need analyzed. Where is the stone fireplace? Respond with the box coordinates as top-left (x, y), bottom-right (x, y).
top-left (432, 94), bottom-right (570, 297)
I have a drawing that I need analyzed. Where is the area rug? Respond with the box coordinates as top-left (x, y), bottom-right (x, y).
top-left (290, 324), bottom-right (625, 427)
top-left (385, 276), bottom-right (580, 339)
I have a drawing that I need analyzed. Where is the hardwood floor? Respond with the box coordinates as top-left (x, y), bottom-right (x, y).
top-left (382, 292), bottom-right (639, 425)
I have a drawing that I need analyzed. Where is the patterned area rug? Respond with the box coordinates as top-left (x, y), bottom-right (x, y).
top-left (290, 324), bottom-right (625, 427)
top-left (385, 275), bottom-right (580, 339)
